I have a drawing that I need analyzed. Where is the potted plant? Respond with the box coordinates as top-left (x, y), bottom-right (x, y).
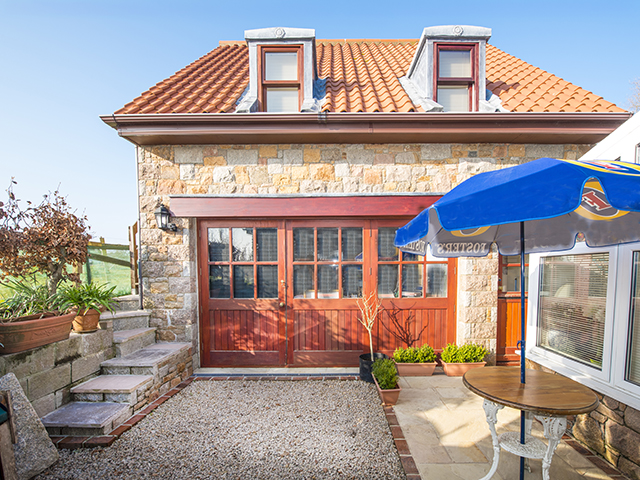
top-left (0, 180), bottom-right (91, 353)
top-left (57, 282), bottom-right (118, 333)
top-left (440, 343), bottom-right (488, 377)
top-left (357, 291), bottom-right (386, 383)
top-left (371, 358), bottom-right (401, 406)
top-left (0, 280), bottom-right (74, 353)
top-left (393, 344), bottom-right (437, 376)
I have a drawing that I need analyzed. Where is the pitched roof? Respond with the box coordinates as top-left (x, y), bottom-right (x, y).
top-left (116, 39), bottom-right (624, 115)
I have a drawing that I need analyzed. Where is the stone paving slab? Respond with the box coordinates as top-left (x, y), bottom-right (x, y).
top-left (70, 375), bottom-right (153, 394)
top-left (395, 370), bottom-right (626, 480)
top-left (113, 328), bottom-right (156, 344)
top-left (41, 402), bottom-right (131, 429)
top-left (101, 343), bottom-right (190, 368)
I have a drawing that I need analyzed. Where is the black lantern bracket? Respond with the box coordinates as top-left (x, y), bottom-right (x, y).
top-left (154, 204), bottom-right (177, 232)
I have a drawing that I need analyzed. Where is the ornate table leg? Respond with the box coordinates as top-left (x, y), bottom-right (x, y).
top-left (536, 415), bottom-right (567, 480)
top-left (479, 399), bottom-right (504, 480)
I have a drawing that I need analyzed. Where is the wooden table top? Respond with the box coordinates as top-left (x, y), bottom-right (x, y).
top-left (463, 367), bottom-right (599, 416)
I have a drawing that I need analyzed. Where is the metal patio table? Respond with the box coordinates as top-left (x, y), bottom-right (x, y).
top-left (463, 367), bottom-right (598, 480)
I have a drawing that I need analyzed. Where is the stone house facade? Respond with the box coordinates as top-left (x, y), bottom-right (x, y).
top-left (102, 22), bottom-right (635, 471)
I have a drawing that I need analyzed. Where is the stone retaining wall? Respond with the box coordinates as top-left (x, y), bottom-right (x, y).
top-left (0, 321), bottom-right (115, 418)
top-left (528, 360), bottom-right (640, 479)
top-left (138, 142), bottom-right (593, 355)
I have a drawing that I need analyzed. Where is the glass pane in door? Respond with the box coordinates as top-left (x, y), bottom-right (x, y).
top-left (208, 228), bottom-right (229, 262)
top-left (256, 228), bottom-right (278, 262)
top-left (318, 265), bottom-right (339, 298)
top-left (209, 265), bottom-right (230, 298)
top-left (233, 265), bottom-right (254, 299)
top-left (317, 229), bottom-right (339, 261)
top-left (232, 228), bottom-right (254, 262)
top-left (293, 229), bottom-right (315, 261)
top-left (343, 265), bottom-right (362, 298)
top-left (294, 265), bottom-right (315, 298)
top-left (257, 265), bottom-right (278, 298)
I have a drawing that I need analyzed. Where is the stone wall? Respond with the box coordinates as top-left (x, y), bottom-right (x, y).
top-left (137, 142), bottom-right (593, 355)
top-left (528, 360), bottom-right (640, 480)
top-left (0, 323), bottom-right (114, 418)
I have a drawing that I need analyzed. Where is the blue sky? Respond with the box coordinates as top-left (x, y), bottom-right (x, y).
top-left (1, 0), bottom-right (638, 243)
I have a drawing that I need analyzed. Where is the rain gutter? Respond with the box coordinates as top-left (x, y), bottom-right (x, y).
top-left (100, 111), bottom-right (631, 146)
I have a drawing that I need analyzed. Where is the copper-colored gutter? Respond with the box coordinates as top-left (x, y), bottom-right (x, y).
top-left (100, 112), bottom-right (631, 145)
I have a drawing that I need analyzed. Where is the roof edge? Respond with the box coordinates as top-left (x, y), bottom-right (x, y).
top-left (101, 112), bottom-right (632, 146)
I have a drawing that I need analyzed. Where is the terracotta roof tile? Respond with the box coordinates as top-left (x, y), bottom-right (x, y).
top-left (116, 39), bottom-right (624, 115)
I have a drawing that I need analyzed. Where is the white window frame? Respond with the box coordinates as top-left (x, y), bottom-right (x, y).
top-left (526, 241), bottom-right (640, 410)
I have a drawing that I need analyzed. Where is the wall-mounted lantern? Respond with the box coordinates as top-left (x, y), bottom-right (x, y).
top-left (154, 204), bottom-right (177, 232)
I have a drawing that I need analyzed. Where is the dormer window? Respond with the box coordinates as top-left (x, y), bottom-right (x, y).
top-left (236, 27), bottom-right (325, 114)
top-left (435, 44), bottom-right (477, 112)
top-left (260, 47), bottom-right (302, 112)
top-left (400, 25), bottom-right (507, 113)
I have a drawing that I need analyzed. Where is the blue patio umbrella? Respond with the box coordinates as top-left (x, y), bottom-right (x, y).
top-left (395, 158), bottom-right (640, 478)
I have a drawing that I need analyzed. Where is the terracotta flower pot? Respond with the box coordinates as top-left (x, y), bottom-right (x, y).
top-left (0, 312), bottom-right (75, 354)
top-left (72, 309), bottom-right (102, 333)
top-left (395, 362), bottom-right (437, 376)
top-left (373, 375), bottom-right (401, 406)
top-left (441, 361), bottom-right (486, 377)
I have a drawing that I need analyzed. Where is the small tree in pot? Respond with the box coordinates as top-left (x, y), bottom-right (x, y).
top-left (0, 180), bottom-right (91, 352)
top-left (357, 291), bottom-right (384, 383)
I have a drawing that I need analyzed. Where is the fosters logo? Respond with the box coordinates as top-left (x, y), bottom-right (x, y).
top-left (576, 180), bottom-right (628, 221)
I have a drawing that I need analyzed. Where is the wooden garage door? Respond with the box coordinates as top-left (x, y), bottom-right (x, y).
top-left (199, 219), bottom-right (456, 367)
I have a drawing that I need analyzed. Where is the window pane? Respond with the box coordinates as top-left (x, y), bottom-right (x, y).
top-left (318, 229), bottom-right (339, 261)
top-left (265, 52), bottom-right (298, 81)
top-left (626, 252), bottom-right (640, 385)
top-left (378, 228), bottom-right (398, 261)
top-left (343, 265), bottom-right (362, 298)
top-left (256, 228), bottom-right (277, 262)
top-left (342, 228), bottom-right (363, 261)
top-left (266, 88), bottom-right (298, 113)
top-left (318, 265), bottom-right (339, 299)
top-left (294, 265), bottom-right (315, 298)
top-left (426, 264), bottom-right (447, 297)
top-left (437, 86), bottom-right (470, 112)
top-left (294, 228), bottom-right (315, 261)
top-left (209, 265), bottom-right (230, 298)
top-left (537, 253), bottom-right (608, 369)
top-left (208, 228), bottom-right (229, 262)
top-left (378, 265), bottom-right (399, 298)
top-left (233, 265), bottom-right (254, 299)
top-left (439, 50), bottom-right (471, 78)
top-left (402, 264), bottom-right (423, 298)
top-left (403, 252), bottom-right (424, 262)
top-left (232, 228), bottom-right (253, 262)
top-left (257, 265), bottom-right (278, 299)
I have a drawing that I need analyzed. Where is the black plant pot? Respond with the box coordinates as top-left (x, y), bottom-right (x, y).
top-left (359, 353), bottom-right (388, 383)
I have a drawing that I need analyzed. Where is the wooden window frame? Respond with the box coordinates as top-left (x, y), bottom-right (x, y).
top-left (258, 45), bottom-right (303, 112)
top-left (434, 43), bottom-right (478, 112)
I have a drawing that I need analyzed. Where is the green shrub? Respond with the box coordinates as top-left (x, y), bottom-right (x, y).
top-left (393, 345), bottom-right (436, 363)
top-left (372, 358), bottom-right (399, 389)
top-left (56, 282), bottom-right (118, 315)
top-left (440, 343), bottom-right (488, 363)
top-left (0, 280), bottom-right (62, 321)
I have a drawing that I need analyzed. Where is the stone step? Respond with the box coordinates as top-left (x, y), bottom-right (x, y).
top-left (113, 294), bottom-right (141, 312)
top-left (101, 343), bottom-right (191, 380)
top-left (70, 375), bottom-right (153, 404)
top-left (41, 402), bottom-right (132, 436)
top-left (100, 310), bottom-right (150, 331)
top-left (113, 328), bottom-right (156, 357)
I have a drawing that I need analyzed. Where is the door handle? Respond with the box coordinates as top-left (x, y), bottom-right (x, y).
top-left (279, 302), bottom-right (285, 307)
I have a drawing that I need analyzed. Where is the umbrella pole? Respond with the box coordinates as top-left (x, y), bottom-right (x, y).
top-left (520, 221), bottom-right (526, 480)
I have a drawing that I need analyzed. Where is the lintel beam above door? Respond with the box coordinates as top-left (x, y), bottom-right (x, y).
top-left (170, 195), bottom-right (440, 218)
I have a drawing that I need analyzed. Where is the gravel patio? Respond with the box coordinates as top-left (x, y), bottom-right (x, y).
top-left (36, 379), bottom-right (406, 480)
